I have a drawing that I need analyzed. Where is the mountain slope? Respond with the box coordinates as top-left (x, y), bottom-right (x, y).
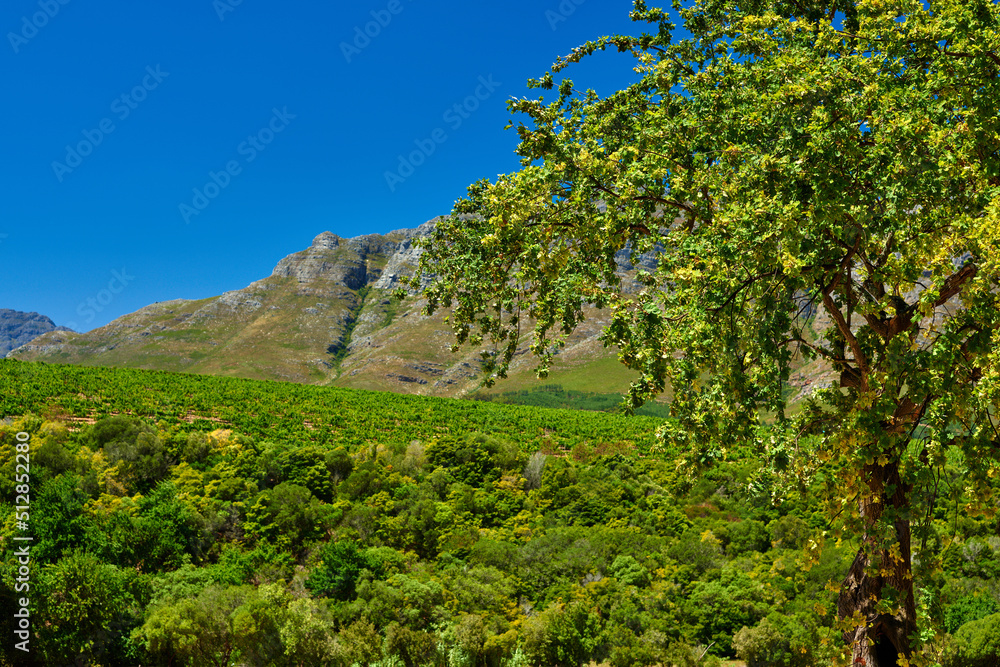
top-left (9, 220), bottom-right (651, 399)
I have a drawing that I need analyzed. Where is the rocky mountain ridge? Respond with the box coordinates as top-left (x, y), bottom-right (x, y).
top-left (9, 220), bottom-right (650, 398)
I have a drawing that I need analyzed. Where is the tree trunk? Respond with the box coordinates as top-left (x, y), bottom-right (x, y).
top-left (837, 459), bottom-right (916, 666)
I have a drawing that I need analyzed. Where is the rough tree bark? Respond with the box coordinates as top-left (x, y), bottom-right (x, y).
top-left (837, 457), bottom-right (916, 666)
top-left (828, 272), bottom-right (929, 664)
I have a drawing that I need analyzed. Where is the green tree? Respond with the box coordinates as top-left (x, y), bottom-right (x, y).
top-left (244, 481), bottom-right (330, 550)
top-left (86, 416), bottom-right (171, 493)
top-left (946, 612), bottom-right (1000, 667)
top-left (35, 551), bottom-right (148, 666)
top-left (32, 474), bottom-right (90, 563)
top-left (132, 584), bottom-right (250, 667)
top-left (406, 0), bottom-right (1000, 662)
top-left (305, 540), bottom-right (383, 601)
top-left (231, 583), bottom-right (289, 667)
top-left (522, 600), bottom-right (602, 667)
top-left (336, 618), bottom-right (383, 666)
top-left (946, 593), bottom-right (1000, 634)
top-left (278, 597), bottom-right (338, 666)
top-left (88, 482), bottom-right (203, 571)
top-left (734, 612), bottom-right (831, 666)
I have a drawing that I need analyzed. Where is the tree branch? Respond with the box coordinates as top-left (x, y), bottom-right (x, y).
top-left (822, 242), bottom-right (870, 392)
top-left (942, 48), bottom-right (1000, 69)
top-left (932, 261), bottom-right (977, 308)
top-left (709, 270), bottom-right (781, 314)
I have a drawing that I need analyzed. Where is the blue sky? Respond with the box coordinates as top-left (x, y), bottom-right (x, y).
top-left (1, 0), bottom-right (662, 331)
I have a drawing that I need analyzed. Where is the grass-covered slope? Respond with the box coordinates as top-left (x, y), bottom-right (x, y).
top-left (1, 361), bottom-right (998, 667)
top-left (471, 383), bottom-right (672, 419)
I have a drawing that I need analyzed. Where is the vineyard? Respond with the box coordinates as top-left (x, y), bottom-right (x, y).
top-left (0, 360), bottom-right (663, 454)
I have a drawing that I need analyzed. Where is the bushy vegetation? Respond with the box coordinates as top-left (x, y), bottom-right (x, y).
top-left (2, 361), bottom-right (998, 666)
top-left (471, 385), bottom-right (672, 419)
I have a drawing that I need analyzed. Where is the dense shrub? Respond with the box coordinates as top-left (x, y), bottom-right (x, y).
top-left (724, 520), bottom-right (769, 556)
top-left (305, 540), bottom-right (384, 600)
top-left (522, 601), bottom-right (602, 667)
top-left (946, 593), bottom-right (1000, 634)
top-left (734, 613), bottom-right (823, 667)
top-left (946, 613), bottom-right (1000, 667)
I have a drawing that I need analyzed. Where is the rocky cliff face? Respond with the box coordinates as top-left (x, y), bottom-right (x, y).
top-left (270, 230), bottom-right (403, 289)
top-left (0, 310), bottom-right (70, 357)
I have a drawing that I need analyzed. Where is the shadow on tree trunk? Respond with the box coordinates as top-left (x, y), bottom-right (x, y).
top-left (837, 460), bottom-right (916, 666)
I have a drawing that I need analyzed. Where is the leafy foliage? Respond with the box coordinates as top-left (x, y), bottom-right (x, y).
top-left (405, 0), bottom-right (1000, 661)
top-left (305, 540), bottom-right (384, 601)
top-left (945, 612), bottom-right (1000, 667)
top-left (0, 363), bottom-right (997, 665)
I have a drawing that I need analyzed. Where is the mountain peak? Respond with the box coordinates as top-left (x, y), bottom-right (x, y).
top-left (1, 309), bottom-right (71, 357)
top-left (311, 232), bottom-right (339, 250)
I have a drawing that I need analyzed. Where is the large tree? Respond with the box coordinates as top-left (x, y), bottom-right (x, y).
top-left (405, 0), bottom-right (1000, 663)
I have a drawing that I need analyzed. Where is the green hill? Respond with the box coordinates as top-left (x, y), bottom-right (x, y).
top-left (0, 360), bottom-right (662, 452)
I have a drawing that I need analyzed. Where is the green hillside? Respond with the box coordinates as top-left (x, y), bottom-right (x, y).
top-left (0, 360), bottom-right (661, 453)
top-left (2, 361), bottom-right (997, 666)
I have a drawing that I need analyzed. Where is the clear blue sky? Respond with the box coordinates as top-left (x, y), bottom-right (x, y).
top-left (0, 0), bottom-right (669, 331)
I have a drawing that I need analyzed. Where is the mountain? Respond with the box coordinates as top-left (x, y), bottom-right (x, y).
top-left (11, 221), bottom-right (959, 407)
top-left (0, 309), bottom-right (71, 356)
top-left (9, 220), bottom-right (653, 399)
